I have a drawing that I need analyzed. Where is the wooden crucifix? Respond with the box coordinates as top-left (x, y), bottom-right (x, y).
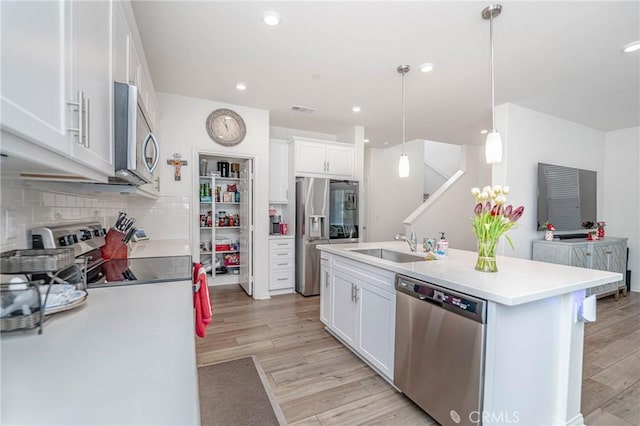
top-left (167, 153), bottom-right (188, 181)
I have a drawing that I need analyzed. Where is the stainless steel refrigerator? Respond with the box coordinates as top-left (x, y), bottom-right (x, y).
top-left (295, 177), bottom-right (329, 296)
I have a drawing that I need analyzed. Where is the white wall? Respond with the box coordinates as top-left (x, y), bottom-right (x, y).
top-left (366, 140), bottom-right (424, 241)
top-left (424, 140), bottom-right (463, 199)
top-left (603, 126), bottom-right (640, 291)
top-left (135, 92), bottom-right (271, 299)
top-left (270, 125), bottom-right (337, 142)
top-left (492, 103), bottom-right (606, 260)
top-left (410, 145), bottom-right (489, 251)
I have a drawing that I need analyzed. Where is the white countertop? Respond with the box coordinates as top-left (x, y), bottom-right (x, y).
top-left (1, 281), bottom-right (200, 425)
top-left (318, 241), bottom-right (623, 306)
top-left (129, 238), bottom-right (191, 258)
top-left (269, 234), bottom-right (293, 239)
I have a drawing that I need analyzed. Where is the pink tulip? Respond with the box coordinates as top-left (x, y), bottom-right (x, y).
top-left (491, 205), bottom-right (502, 217)
top-left (484, 201), bottom-right (491, 213)
top-left (503, 205), bottom-right (513, 218)
top-left (510, 206), bottom-right (525, 222)
top-left (474, 203), bottom-right (483, 215)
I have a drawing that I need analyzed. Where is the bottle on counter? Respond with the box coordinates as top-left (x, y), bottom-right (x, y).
top-left (436, 232), bottom-right (449, 256)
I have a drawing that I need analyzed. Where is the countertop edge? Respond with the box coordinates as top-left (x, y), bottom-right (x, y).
top-left (318, 242), bottom-right (622, 306)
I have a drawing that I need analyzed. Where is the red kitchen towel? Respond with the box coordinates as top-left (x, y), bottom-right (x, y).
top-left (193, 263), bottom-right (213, 338)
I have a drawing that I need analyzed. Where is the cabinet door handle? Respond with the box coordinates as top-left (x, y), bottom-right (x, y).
top-left (605, 250), bottom-right (612, 255)
top-left (354, 286), bottom-right (359, 303)
top-left (67, 90), bottom-right (84, 142)
top-left (351, 283), bottom-right (356, 302)
top-left (325, 271), bottom-right (329, 287)
top-left (326, 161), bottom-right (330, 172)
top-left (83, 96), bottom-right (90, 148)
top-left (154, 177), bottom-right (160, 192)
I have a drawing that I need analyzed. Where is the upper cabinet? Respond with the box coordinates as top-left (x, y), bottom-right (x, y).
top-left (269, 139), bottom-right (289, 204)
top-left (0, 0), bottom-right (114, 181)
top-left (68, 0), bottom-right (114, 176)
top-left (292, 137), bottom-right (355, 179)
top-left (1, 0), bottom-right (70, 156)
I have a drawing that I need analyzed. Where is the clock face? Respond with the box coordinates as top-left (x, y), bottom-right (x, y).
top-left (206, 109), bottom-right (246, 146)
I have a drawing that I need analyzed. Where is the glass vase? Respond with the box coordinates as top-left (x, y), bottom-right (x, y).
top-left (475, 239), bottom-right (499, 272)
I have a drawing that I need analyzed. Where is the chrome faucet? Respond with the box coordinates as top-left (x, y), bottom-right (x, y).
top-left (395, 229), bottom-right (417, 252)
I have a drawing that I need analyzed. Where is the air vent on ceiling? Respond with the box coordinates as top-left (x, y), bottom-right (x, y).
top-left (291, 105), bottom-right (317, 113)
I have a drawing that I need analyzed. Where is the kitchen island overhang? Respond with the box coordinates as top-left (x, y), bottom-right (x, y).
top-left (318, 241), bottom-right (621, 426)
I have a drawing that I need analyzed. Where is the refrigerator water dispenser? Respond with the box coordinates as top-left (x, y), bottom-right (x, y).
top-left (309, 215), bottom-right (325, 239)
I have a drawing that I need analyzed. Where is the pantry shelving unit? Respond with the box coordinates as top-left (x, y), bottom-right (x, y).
top-left (198, 173), bottom-right (242, 285)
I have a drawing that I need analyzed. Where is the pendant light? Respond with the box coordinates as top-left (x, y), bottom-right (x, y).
top-left (482, 4), bottom-right (503, 164)
top-left (397, 64), bottom-right (410, 178)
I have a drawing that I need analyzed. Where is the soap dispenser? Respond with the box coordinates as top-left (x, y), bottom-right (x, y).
top-left (437, 232), bottom-right (449, 256)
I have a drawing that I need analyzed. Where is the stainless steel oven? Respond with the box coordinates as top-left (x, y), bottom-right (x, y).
top-left (112, 82), bottom-right (159, 185)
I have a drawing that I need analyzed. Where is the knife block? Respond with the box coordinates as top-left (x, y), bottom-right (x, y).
top-left (101, 228), bottom-right (129, 260)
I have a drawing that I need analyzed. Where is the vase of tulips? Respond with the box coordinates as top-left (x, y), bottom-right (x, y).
top-left (471, 185), bottom-right (525, 272)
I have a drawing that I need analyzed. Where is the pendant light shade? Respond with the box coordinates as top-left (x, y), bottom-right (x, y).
top-left (482, 4), bottom-right (503, 164)
top-left (485, 131), bottom-right (502, 164)
top-left (397, 64), bottom-right (410, 177)
top-left (398, 153), bottom-right (410, 177)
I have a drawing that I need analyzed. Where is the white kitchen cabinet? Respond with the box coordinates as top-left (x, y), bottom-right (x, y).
top-left (269, 139), bottom-right (290, 203)
top-left (355, 282), bottom-right (395, 378)
top-left (0, 0), bottom-right (114, 181)
top-left (112, 2), bottom-right (129, 84)
top-left (324, 254), bottom-right (396, 380)
top-left (293, 137), bottom-right (355, 179)
top-left (128, 38), bottom-right (142, 87)
top-left (532, 237), bottom-right (627, 299)
top-left (1, 0), bottom-right (70, 155)
top-left (320, 254), bottom-right (332, 326)
top-left (68, 0), bottom-right (114, 177)
top-left (331, 271), bottom-right (358, 347)
top-left (325, 144), bottom-right (355, 177)
top-left (269, 237), bottom-right (295, 293)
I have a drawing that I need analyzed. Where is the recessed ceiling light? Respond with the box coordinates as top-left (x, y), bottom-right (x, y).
top-left (263, 11), bottom-right (280, 26)
top-left (622, 41), bottom-right (640, 53)
top-left (419, 63), bottom-right (434, 73)
top-left (384, 142), bottom-right (389, 145)
top-left (480, 129), bottom-right (488, 134)
top-left (364, 139), bottom-right (370, 143)
top-left (236, 82), bottom-right (247, 91)
top-left (352, 106), bottom-right (361, 113)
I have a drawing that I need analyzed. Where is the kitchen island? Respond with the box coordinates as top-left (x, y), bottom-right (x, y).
top-left (318, 241), bottom-right (622, 426)
top-left (1, 280), bottom-right (199, 425)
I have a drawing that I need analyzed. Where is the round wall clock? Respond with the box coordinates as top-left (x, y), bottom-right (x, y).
top-left (205, 108), bottom-right (247, 146)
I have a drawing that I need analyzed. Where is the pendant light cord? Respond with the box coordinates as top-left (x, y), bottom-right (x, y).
top-left (490, 14), bottom-right (495, 132)
top-left (402, 71), bottom-right (406, 155)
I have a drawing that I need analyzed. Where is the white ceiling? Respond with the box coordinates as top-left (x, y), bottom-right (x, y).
top-left (132, 1), bottom-right (640, 148)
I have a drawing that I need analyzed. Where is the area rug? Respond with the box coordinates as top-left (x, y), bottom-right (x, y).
top-left (198, 356), bottom-right (287, 426)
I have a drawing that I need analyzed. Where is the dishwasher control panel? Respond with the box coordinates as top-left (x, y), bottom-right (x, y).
top-left (396, 275), bottom-right (486, 323)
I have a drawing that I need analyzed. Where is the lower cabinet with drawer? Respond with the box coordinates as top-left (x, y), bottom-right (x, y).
top-left (320, 251), bottom-right (396, 381)
top-left (269, 237), bottom-right (295, 294)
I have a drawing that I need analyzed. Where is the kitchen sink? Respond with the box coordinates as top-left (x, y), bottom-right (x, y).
top-left (350, 248), bottom-right (424, 263)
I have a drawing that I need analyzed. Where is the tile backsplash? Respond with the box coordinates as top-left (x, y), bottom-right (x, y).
top-left (0, 175), bottom-right (191, 253)
top-left (0, 176), bottom-right (127, 252)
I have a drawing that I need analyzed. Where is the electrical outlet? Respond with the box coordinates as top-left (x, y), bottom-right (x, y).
top-left (3, 208), bottom-right (17, 240)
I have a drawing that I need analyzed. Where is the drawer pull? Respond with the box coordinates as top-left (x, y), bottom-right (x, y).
top-left (277, 243), bottom-right (288, 246)
top-left (277, 253), bottom-right (288, 256)
top-left (277, 263), bottom-right (288, 266)
top-left (277, 278), bottom-right (288, 281)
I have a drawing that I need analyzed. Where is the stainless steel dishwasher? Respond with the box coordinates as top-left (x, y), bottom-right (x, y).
top-left (394, 274), bottom-right (487, 426)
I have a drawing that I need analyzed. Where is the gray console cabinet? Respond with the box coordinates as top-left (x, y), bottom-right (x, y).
top-left (532, 237), bottom-right (627, 299)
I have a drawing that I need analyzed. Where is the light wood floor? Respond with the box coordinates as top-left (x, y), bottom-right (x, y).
top-left (196, 286), bottom-right (640, 425)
